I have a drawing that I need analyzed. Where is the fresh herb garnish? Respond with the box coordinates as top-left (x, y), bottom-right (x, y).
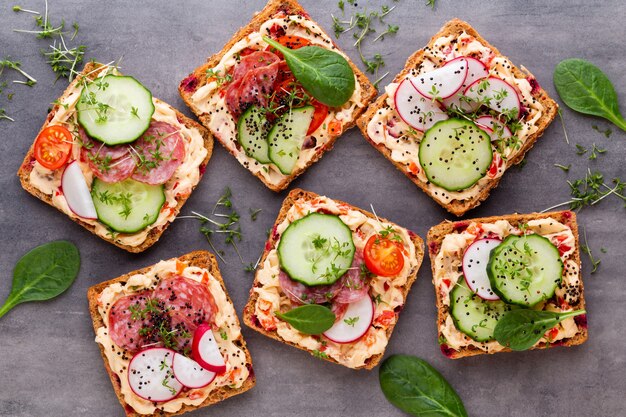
top-left (553, 58), bottom-right (626, 131)
top-left (344, 316), bottom-right (359, 327)
top-left (274, 304), bottom-right (336, 335)
top-left (494, 309), bottom-right (586, 351)
top-left (581, 227), bottom-right (601, 274)
top-left (0, 241), bottom-right (80, 319)
top-left (311, 349), bottom-right (329, 359)
top-left (426, 0), bottom-right (437, 9)
top-left (592, 124), bottom-right (612, 138)
top-left (588, 143), bottom-right (606, 160)
top-left (263, 36), bottom-right (355, 107)
top-left (0, 58), bottom-right (37, 86)
top-left (206, 68), bottom-right (233, 87)
top-left (379, 355), bottom-right (468, 417)
top-left (249, 208), bottom-right (262, 221)
top-left (554, 163), bottom-right (571, 172)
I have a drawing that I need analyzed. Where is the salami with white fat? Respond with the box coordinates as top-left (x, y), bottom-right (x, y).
top-left (130, 121), bottom-right (185, 185)
top-left (80, 127), bottom-right (136, 183)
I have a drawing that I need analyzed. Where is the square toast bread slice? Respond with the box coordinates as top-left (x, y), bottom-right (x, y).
top-left (87, 250), bottom-right (255, 417)
top-left (426, 211), bottom-right (588, 359)
top-left (357, 18), bottom-right (559, 216)
top-left (178, 0), bottom-right (377, 192)
top-left (17, 62), bottom-right (214, 253)
top-left (242, 188), bottom-right (425, 369)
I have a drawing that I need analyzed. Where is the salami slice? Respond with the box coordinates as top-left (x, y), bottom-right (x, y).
top-left (225, 51), bottom-right (282, 117)
top-left (278, 270), bottom-right (344, 305)
top-left (334, 252), bottom-right (369, 304)
top-left (130, 121), bottom-right (185, 185)
top-left (80, 127), bottom-right (136, 183)
top-left (108, 290), bottom-right (153, 352)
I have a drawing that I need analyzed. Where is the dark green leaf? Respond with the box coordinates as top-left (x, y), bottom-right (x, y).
top-left (264, 36), bottom-right (355, 107)
top-left (0, 241), bottom-right (80, 319)
top-left (494, 309), bottom-right (586, 351)
top-left (274, 304), bottom-right (335, 334)
top-left (554, 59), bottom-right (626, 131)
top-left (380, 355), bottom-right (467, 417)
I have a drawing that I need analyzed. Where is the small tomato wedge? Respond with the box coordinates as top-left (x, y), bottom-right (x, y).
top-left (275, 35), bottom-right (311, 49)
top-left (34, 125), bottom-right (73, 170)
top-left (308, 100), bottom-right (329, 135)
top-left (364, 235), bottom-right (405, 277)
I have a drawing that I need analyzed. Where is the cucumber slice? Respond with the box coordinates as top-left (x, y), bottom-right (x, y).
top-left (91, 178), bottom-right (165, 234)
top-left (450, 278), bottom-right (517, 342)
top-left (77, 75), bottom-right (155, 145)
top-left (278, 213), bottom-right (355, 286)
top-left (419, 118), bottom-right (493, 191)
top-left (268, 106), bottom-right (314, 175)
top-left (237, 105), bottom-right (271, 163)
top-left (487, 234), bottom-right (563, 307)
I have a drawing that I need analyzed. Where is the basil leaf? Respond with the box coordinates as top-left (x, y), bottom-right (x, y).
top-left (379, 355), bottom-right (468, 417)
top-left (494, 309), bottom-right (586, 351)
top-left (0, 241), bottom-right (81, 319)
top-left (274, 304), bottom-right (335, 334)
top-left (264, 36), bottom-right (355, 107)
top-left (554, 59), bottom-right (626, 131)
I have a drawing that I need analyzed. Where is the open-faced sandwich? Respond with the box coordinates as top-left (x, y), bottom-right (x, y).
top-left (178, 0), bottom-right (376, 191)
top-left (18, 62), bottom-right (213, 252)
top-left (357, 19), bottom-right (558, 216)
top-left (243, 189), bottom-right (424, 369)
top-left (87, 251), bottom-right (254, 417)
top-left (427, 211), bottom-right (588, 359)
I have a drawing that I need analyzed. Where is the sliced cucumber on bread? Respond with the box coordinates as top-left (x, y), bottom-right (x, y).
top-left (487, 234), bottom-right (563, 307)
top-left (91, 178), bottom-right (165, 234)
top-left (268, 106), bottom-right (314, 175)
top-left (278, 213), bottom-right (355, 286)
top-left (237, 105), bottom-right (271, 164)
top-left (77, 74), bottom-right (155, 145)
top-left (450, 278), bottom-right (517, 342)
top-left (419, 118), bottom-right (493, 191)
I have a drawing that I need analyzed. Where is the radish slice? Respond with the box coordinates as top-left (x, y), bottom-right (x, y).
top-left (475, 116), bottom-right (513, 142)
top-left (462, 238), bottom-right (502, 300)
top-left (464, 76), bottom-right (521, 118)
top-left (410, 57), bottom-right (468, 100)
top-left (442, 57), bottom-right (489, 111)
top-left (192, 324), bottom-right (227, 374)
top-left (323, 296), bottom-right (374, 344)
top-left (394, 78), bottom-right (448, 132)
top-left (128, 348), bottom-right (183, 402)
top-left (172, 353), bottom-right (216, 389)
top-left (62, 161), bottom-right (97, 219)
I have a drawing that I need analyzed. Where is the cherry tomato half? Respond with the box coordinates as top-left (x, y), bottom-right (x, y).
top-left (364, 235), bottom-right (405, 277)
top-left (33, 125), bottom-right (73, 170)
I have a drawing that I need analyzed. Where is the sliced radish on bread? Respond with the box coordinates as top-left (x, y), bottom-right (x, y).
top-left (192, 324), bottom-right (227, 374)
top-left (323, 296), bottom-right (374, 344)
top-left (394, 78), bottom-right (448, 132)
top-left (128, 347), bottom-right (183, 402)
top-left (62, 161), bottom-right (97, 219)
top-left (464, 76), bottom-right (521, 118)
top-left (442, 57), bottom-right (489, 111)
top-left (475, 115), bottom-right (513, 141)
top-left (410, 57), bottom-right (468, 99)
top-left (462, 238), bottom-right (502, 300)
top-left (172, 353), bottom-right (216, 389)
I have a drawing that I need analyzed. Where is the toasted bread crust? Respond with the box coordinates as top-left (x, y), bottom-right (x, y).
top-left (178, 0), bottom-right (377, 192)
top-left (242, 188), bottom-right (425, 369)
top-left (87, 251), bottom-right (255, 417)
top-left (357, 18), bottom-right (559, 216)
top-left (426, 211), bottom-right (588, 359)
top-left (17, 62), bottom-right (214, 253)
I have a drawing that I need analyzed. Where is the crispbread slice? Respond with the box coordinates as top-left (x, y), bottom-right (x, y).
top-left (178, 0), bottom-right (377, 192)
top-left (87, 250), bottom-right (255, 417)
top-left (242, 188), bottom-right (425, 370)
top-left (357, 18), bottom-right (559, 216)
top-left (426, 211), bottom-right (588, 359)
top-left (17, 62), bottom-right (213, 253)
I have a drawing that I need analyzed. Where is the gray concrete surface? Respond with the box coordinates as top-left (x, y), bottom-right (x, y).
top-left (1, 0), bottom-right (625, 416)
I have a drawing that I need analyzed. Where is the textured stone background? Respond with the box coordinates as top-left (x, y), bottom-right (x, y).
top-left (1, 0), bottom-right (625, 416)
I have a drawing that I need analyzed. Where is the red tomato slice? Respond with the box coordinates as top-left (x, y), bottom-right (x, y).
top-left (308, 100), bottom-right (329, 135)
top-left (364, 235), bottom-right (405, 277)
top-left (275, 35), bottom-right (311, 49)
top-left (34, 125), bottom-right (73, 170)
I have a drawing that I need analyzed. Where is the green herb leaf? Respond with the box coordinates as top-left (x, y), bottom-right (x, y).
top-left (263, 36), bottom-right (355, 107)
top-left (494, 309), bottom-right (586, 351)
top-left (554, 59), bottom-right (626, 131)
top-left (0, 241), bottom-right (80, 319)
top-left (274, 304), bottom-right (335, 334)
top-left (379, 355), bottom-right (468, 417)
